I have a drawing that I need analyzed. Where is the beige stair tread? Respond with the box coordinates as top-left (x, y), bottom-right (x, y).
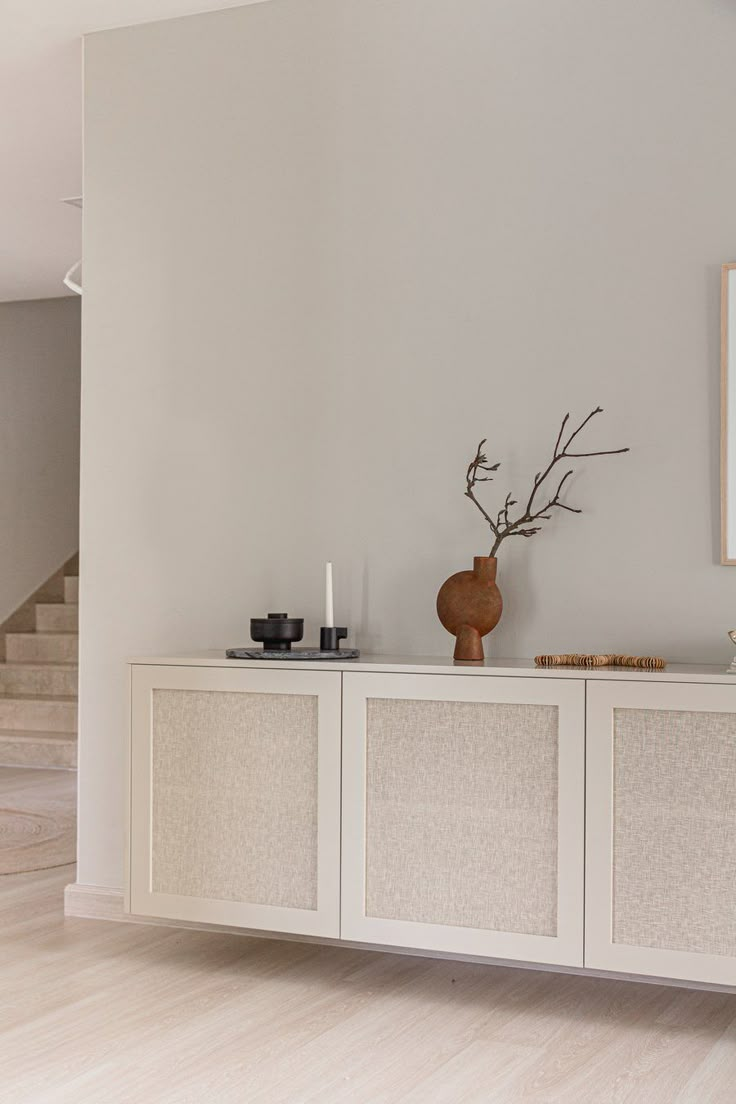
top-left (0, 729), bottom-right (76, 744)
top-left (0, 662), bottom-right (79, 696)
top-left (6, 633), bottom-right (79, 662)
top-left (7, 632), bottom-right (79, 639)
top-left (7, 635), bottom-right (80, 644)
top-left (0, 694), bottom-right (77, 703)
top-left (6, 632), bottom-right (80, 648)
top-left (0, 662), bottom-right (78, 669)
top-left (0, 729), bottom-right (77, 766)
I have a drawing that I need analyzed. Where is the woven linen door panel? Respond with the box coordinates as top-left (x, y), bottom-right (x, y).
top-left (365, 698), bottom-right (558, 935)
top-left (129, 665), bottom-right (341, 937)
top-left (586, 682), bottom-right (736, 986)
top-left (151, 689), bottom-right (318, 909)
top-left (342, 673), bottom-right (585, 966)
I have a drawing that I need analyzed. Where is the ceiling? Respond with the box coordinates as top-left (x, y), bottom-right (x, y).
top-left (0, 0), bottom-right (264, 302)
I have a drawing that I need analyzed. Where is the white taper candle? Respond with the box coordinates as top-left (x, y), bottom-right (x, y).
top-left (325, 562), bottom-right (334, 627)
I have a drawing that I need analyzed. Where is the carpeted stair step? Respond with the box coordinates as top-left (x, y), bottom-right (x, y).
top-left (0, 729), bottom-right (76, 769)
top-left (0, 695), bottom-right (77, 733)
top-left (0, 663), bottom-right (78, 696)
top-left (35, 603), bottom-right (78, 633)
top-left (5, 633), bottom-right (78, 663)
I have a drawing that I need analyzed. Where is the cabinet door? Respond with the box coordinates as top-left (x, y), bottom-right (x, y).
top-left (341, 672), bottom-right (585, 966)
top-left (129, 664), bottom-right (341, 937)
top-left (586, 681), bottom-right (736, 986)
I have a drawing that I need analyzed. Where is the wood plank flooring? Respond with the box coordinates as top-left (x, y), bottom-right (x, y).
top-left (0, 766), bottom-right (75, 873)
top-left (2, 767), bottom-right (736, 1103)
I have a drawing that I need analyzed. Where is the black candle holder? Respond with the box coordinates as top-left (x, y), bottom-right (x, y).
top-left (320, 626), bottom-right (348, 652)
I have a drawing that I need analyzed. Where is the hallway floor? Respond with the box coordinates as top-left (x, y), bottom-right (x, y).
top-left (0, 766), bottom-right (75, 874)
top-left (1, 767), bottom-right (736, 1103)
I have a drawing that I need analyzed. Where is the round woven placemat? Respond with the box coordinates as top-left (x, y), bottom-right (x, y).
top-left (535, 653), bottom-right (666, 670)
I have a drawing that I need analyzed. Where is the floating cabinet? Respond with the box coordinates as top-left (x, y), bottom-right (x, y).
top-left (127, 657), bottom-right (736, 990)
top-left (341, 673), bottom-right (585, 966)
top-left (128, 664), bottom-right (341, 937)
top-left (586, 681), bottom-right (736, 986)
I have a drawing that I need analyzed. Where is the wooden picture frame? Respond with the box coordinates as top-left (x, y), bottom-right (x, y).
top-left (721, 262), bottom-right (736, 564)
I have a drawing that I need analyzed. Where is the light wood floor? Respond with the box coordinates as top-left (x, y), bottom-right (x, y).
top-left (0, 766), bottom-right (76, 874)
top-left (2, 770), bottom-right (736, 1102)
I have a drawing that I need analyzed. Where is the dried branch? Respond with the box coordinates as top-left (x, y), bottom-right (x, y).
top-left (462, 408), bottom-right (629, 558)
top-left (464, 440), bottom-right (501, 535)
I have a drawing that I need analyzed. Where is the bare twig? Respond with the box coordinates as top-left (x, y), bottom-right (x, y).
top-left (463, 408), bottom-right (629, 558)
top-left (464, 440), bottom-right (501, 535)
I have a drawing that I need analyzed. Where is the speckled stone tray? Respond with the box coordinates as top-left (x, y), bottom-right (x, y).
top-left (226, 648), bottom-right (360, 661)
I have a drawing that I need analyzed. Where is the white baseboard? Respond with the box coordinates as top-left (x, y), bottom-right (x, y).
top-left (64, 882), bottom-right (127, 921)
top-left (63, 882), bottom-right (736, 995)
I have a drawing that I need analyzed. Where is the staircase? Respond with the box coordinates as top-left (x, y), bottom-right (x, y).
top-left (0, 558), bottom-right (78, 769)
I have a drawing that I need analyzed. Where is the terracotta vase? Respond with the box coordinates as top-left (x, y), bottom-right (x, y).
top-left (436, 556), bottom-right (503, 661)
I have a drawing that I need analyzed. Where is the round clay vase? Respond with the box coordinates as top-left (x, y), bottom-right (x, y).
top-left (436, 556), bottom-right (502, 661)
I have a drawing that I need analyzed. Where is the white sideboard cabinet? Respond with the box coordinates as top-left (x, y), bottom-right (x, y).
top-left (127, 654), bottom-right (736, 990)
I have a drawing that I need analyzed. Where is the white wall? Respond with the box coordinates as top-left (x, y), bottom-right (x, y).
top-left (0, 297), bottom-right (80, 619)
top-left (80, 0), bottom-right (736, 888)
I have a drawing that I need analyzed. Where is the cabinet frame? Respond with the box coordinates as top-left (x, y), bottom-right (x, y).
top-left (128, 663), bottom-right (342, 937)
top-left (341, 671), bottom-right (586, 966)
top-left (586, 680), bottom-right (736, 986)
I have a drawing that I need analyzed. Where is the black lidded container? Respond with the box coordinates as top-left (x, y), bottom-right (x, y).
top-left (250, 613), bottom-right (304, 651)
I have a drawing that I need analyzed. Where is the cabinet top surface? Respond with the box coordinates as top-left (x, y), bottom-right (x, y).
top-left (127, 652), bottom-right (736, 684)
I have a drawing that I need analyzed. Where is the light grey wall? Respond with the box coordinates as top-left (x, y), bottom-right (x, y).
top-left (0, 297), bottom-right (80, 619)
top-left (80, 0), bottom-right (736, 887)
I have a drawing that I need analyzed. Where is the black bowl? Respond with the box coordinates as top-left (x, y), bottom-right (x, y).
top-left (250, 613), bottom-right (304, 651)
